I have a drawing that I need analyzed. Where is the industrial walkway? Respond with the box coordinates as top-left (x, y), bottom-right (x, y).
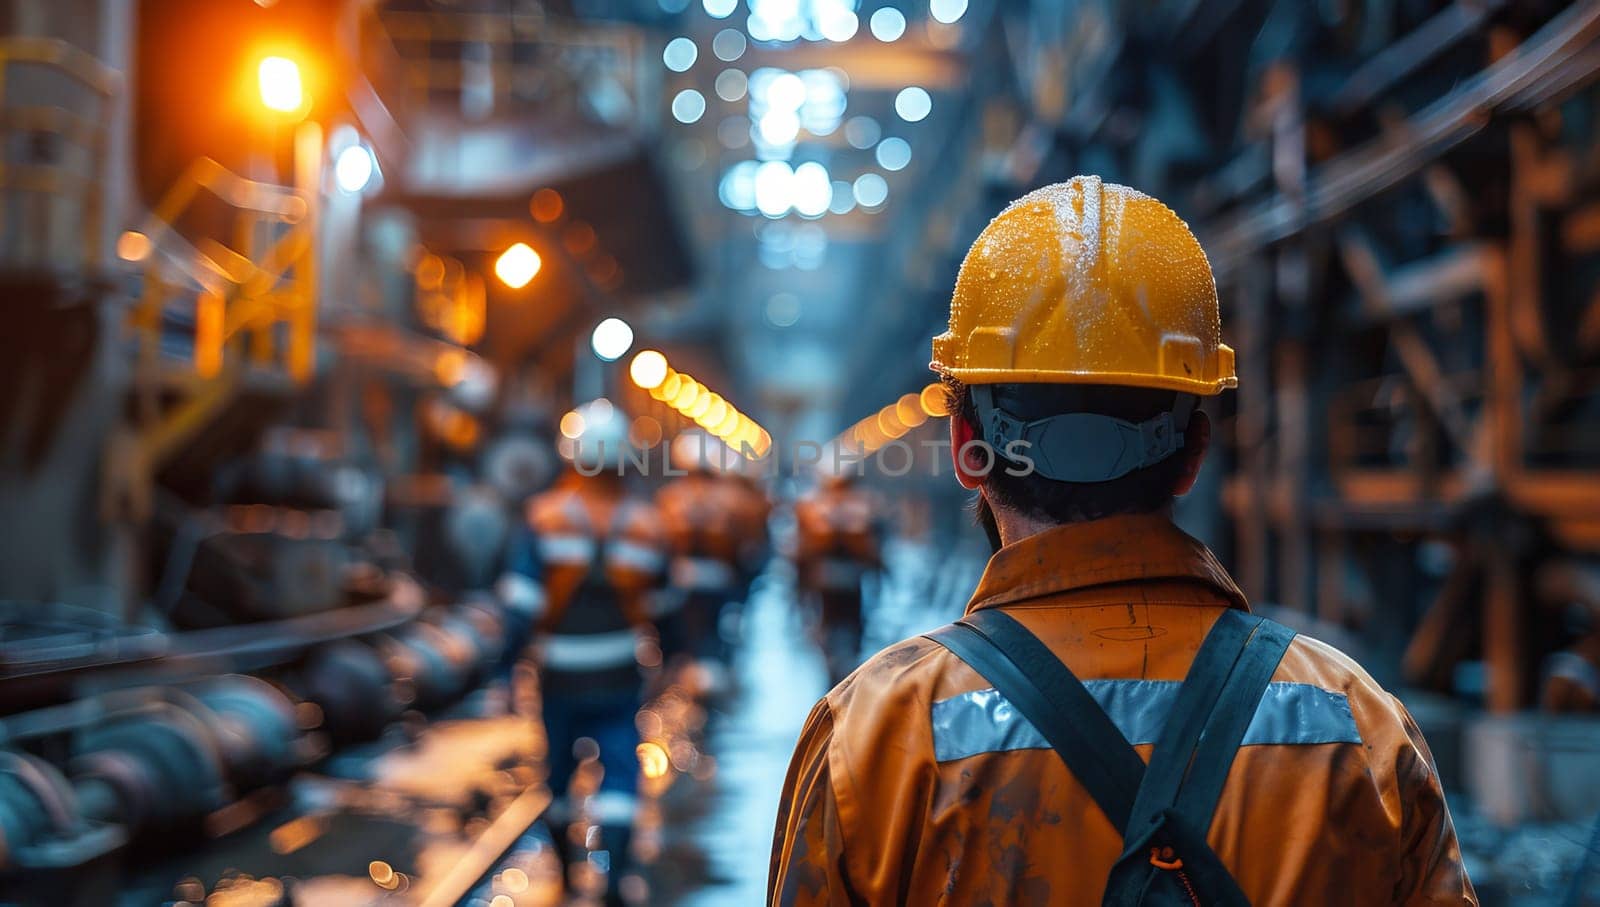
top-left (650, 542), bottom-right (985, 905)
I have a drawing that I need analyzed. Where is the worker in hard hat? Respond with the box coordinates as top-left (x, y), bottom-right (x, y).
top-left (525, 399), bottom-right (664, 905)
top-left (770, 178), bottom-right (1476, 905)
top-left (793, 451), bottom-right (885, 685)
top-left (654, 430), bottom-right (763, 695)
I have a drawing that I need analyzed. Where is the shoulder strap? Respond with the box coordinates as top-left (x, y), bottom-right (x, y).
top-left (1171, 615), bottom-right (1296, 825)
top-left (1122, 612), bottom-right (1270, 836)
top-left (926, 608), bottom-right (1295, 907)
top-left (1106, 611), bottom-right (1296, 907)
top-left (924, 609), bottom-right (1145, 832)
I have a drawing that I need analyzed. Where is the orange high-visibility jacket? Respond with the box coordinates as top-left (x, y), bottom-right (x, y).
top-left (793, 484), bottom-right (884, 585)
top-left (527, 475), bottom-right (665, 633)
top-left (769, 514), bottom-right (1476, 906)
top-left (657, 473), bottom-right (763, 568)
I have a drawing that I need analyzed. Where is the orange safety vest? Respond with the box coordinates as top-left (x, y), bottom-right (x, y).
top-left (527, 476), bottom-right (664, 685)
top-left (657, 473), bottom-right (748, 589)
top-left (769, 513), bottom-right (1476, 906)
top-left (794, 485), bottom-right (881, 592)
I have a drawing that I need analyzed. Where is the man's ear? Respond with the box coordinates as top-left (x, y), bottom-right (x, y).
top-left (950, 412), bottom-right (986, 491)
top-left (1172, 410), bottom-right (1211, 496)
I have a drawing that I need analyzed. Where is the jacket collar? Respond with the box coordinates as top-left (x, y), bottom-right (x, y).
top-left (965, 512), bottom-right (1248, 613)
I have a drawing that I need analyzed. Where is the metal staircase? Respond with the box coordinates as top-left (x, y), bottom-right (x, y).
top-left (109, 156), bottom-right (321, 519)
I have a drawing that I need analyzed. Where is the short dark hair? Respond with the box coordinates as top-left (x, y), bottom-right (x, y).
top-left (946, 379), bottom-right (1191, 523)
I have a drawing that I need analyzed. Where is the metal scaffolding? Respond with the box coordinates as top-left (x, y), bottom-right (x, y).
top-left (988, 0), bottom-right (1600, 712)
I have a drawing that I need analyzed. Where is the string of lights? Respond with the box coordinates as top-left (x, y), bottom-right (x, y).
top-left (629, 350), bottom-right (772, 458)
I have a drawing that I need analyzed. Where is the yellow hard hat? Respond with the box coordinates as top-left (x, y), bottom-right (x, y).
top-left (931, 176), bottom-right (1236, 395)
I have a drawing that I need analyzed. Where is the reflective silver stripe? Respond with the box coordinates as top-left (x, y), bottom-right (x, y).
top-left (671, 556), bottom-right (736, 589)
top-left (540, 533), bottom-right (595, 565)
top-left (586, 789), bottom-right (639, 824)
top-left (608, 539), bottom-right (664, 572)
top-left (495, 573), bottom-right (546, 617)
top-left (539, 630), bottom-right (639, 670)
top-left (1547, 651), bottom-right (1600, 698)
top-left (930, 680), bottom-right (1362, 764)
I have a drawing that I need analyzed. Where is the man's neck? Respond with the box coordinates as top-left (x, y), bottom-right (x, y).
top-left (986, 494), bottom-right (1175, 548)
top-left (992, 503), bottom-right (1057, 548)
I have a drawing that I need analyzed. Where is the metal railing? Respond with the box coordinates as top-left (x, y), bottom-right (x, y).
top-left (105, 157), bottom-right (319, 524)
top-left (128, 157), bottom-right (316, 383)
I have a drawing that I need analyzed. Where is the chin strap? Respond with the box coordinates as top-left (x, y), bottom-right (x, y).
top-left (971, 385), bottom-right (1194, 483)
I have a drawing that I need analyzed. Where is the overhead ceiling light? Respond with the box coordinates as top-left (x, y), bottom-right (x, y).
top-left (894, 86), bottom-right (932, 123)
top-left (713, 28), bottom-right (747, 61)
top-left (591, 317), bottom-right (634, 362)
top-left (663, 37), bottom-right (698, 72)
top-left (876, 137), bottom-right (912, 171)
top-left (671, 89), bottom-right (707, 124)
top-left (257, 56), bottom-right (303, 114)
top-left (719, 160), bottom-right (760, 211)
top-left (758, 109), bottom-right (800, 145)
top-left (334, 144), bottom-right (376, 193)
top-left (929, 0), bottom-right (968, 24)
top-left (715, 69), bottom-right (748, 102)
top-left (494, 243), bottom-right (541, 289)
top-left (755, 161), bottom-right (795, 217)
top-left (673, 379), bottom-right (701, 409)
top-left (630, 350), bottom-right (669, 389)
top-left (853, 173), bottom-right (888, 208)
top-left (818, 9), bottom-right (858, 42)
top-left (792, 162), bottom-right (832, 218)
top-left (700, 398), bottom-right (729, 427)
top-left (870, 7), bottom-right (906, 41)
top-left (765, 72), bottom-right (807, 112)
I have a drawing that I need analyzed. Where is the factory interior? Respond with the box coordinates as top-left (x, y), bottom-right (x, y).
top-left (3, 0), bottom-right (1600, 904)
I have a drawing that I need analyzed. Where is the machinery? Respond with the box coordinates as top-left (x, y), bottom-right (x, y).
top-left (0, 0), bottom-right (697, 898)
top-left (0, 595), bottom-right (519, 900)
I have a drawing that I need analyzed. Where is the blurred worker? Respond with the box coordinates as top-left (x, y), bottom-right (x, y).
top-left (792, 458), bottom-right (884, 684)
top-left (655, 431), bottom-right (766, 694)
top-left (1535, 564), bottom-right (1600, 713)
top-left (524, 400), bottom-right (664, 905)
top-left (1543, 638), bottom-right (1600, 713)
top-left (770, 178), bottom-right (1476, 905)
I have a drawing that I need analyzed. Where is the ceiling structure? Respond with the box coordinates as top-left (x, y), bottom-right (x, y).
top-left (357, 0), bottom-right (1009, 445)
top-left (641, 0), bottom-right (1002, 444)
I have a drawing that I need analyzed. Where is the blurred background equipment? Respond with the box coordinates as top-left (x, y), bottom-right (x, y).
top-left (2, 0), bottom-right (1600, 903)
